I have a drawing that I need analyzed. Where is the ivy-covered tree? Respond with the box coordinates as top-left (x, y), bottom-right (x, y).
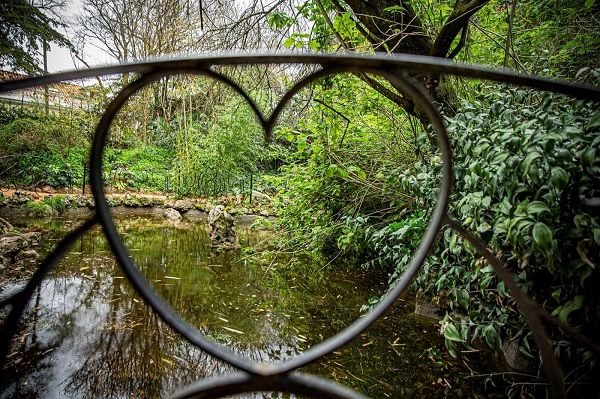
top-left (0, 0), bottom-right (72, 74)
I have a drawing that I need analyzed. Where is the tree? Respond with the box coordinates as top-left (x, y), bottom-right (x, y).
top-left (219, 0), bottom-right (494, 125)
top-left (313, 0), bottom-right (493, 121)
top-left (76, 0), bottom-right (241, 63)
top-left (0, 0), bottom-right (72, 74)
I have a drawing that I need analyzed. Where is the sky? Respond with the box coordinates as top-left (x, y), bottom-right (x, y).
top-left (45, 0), bottom-right (112, 73)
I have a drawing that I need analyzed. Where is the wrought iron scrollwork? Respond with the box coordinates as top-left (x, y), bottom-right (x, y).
top-left (1, 53), bottom-right (599, 399)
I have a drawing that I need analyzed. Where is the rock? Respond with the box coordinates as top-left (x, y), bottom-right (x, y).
top-left (259, 210), bottom-right (269, 217)
top-left (8, 191), bottom-right (32, 206)
top-left (138, 196), bottom-right (153, 207)
top-left (414, 297), bottom-right (443, 320)
top-left (0, 217), bottom-right (13, 234)
top-left (0, 235), bottom-right (28, 258)
top-left (43, 185), bottom-right (56, 193)
top-left (22, 232), bottom-right (41, 247)
top-left (501, 340), bottom-right (538, 372)
top-left (107, 196), bottom-right (122, 207)
top-left (74, 194), bottom-right (88, 208)
top-left (208, 205), bottom-right (237, 248)
top-left (164, 208), bottom-right (182, 221)
top-left (123, 193), bottom-right (144, 207)
top-left (15, 249), bottom-right (39, 264)
top-left (173, 199), bottom-right (194, 212)
top-left (251, 190), bottom-right (271, 204)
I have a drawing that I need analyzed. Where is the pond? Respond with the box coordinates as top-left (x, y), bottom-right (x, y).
top-left (0, 211), bottom-right (500, 398)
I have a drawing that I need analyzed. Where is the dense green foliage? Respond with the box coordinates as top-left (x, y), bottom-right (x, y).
top-left (388, 85), bottom-right (598, 396)
top-left (271, 73), bottom-right (600, 394)
top-left (0, 105), bottom-right (174, 191)
top-left (170, 94), bottom-right (267, 196)
top-left (0, 105), bottom-right (89, 188)
top-left (272, 73), bottom-right (422, 255)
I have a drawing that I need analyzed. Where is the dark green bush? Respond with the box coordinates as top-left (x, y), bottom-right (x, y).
top-left (365, 84), bottom-right (600, 396)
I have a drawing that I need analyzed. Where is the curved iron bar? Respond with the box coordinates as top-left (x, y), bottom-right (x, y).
top-left (169, 372), bottom-right (369, 399)
top-left (1, 53), bottom-right (599, 399)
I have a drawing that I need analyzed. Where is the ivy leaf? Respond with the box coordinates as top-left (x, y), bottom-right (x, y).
top-left (445, 339), bottom-right (458, 358)
top-left (581, 147), bottom-right (596, 167)
top-left (481, 196), bottom-right (491, 207)
top-left (457, 289), bottom-right (470, 309)
top-left (522, 151), bottom-right (541, 173)
top-left (532, 222), bottom-right (553, 252)
top-left (552, 288), bottom-right (562, 302)
top-left (483, 324), bottom-right (501, 348)
top-left (443, 323), bottom-right (464, 342)
top-left (348, 165), bottom-right (367, 180)
top-left (383, 5), bottom-right (406, 13)
top-left (586, 111), bottom-right (600, 129)
top-left (585, 0), bottom-right (596, 10)
top-left (550, 167), bottom-right (569, 189)
top-left (527, 201), bottom-right (550, 215)
top-left (283, 37), bottom-right (295, 48)
top-left (552, 295), bottom-right (584, 323)
top-left (593, 228), bottom-right (600, 246)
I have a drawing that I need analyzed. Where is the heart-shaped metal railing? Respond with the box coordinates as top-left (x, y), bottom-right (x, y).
top-left (1, 53), bottom-right (599, 399)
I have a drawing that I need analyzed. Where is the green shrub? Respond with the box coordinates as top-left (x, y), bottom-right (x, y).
top-left (102, 146), bottom-right (173, 191)
top-left (43, 195), bottom-right (69, 214)
top-left (367, 84), bottom-right (600, 395)
top-left (26, 201), bottom-right (52, 216)
top-left (272, 73), bottom-right (419, 260)
top-left (26, 195), bottom-right (70, 216)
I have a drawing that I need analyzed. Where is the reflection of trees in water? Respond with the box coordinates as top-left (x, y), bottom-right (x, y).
top-left (3, 217), bottom-right (395, 398)
top-left (1, 286), bottom-right (59, 399)
top-left (2, 222), bottom-right (296, 398)
top-left (44, 228), bottom-right (230, 398)
top-left (62, 298), bottom-right (223, 398)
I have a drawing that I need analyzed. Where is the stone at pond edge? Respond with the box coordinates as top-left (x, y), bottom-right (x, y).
top-left (0, 235), bottom-right (29, 258)
top-left (15, 249), bottom-right (39, 264)
top-left (0, 229), bottom-right (40, 269)
top-left (22, 232), bottom-right (41, 247)
top-left (208, 205), bottom-right (238, 248)
top-left (0, 217), bottom-right (13, 234)
top-left (414, 297), bottom-right (443, 320)
top-left (164, 208), bottom-right (182, 221)
top-left (172, 199), bottom-right (195, 212)
top-left (6, 191), bottom-right (32, 206)
top-left (501, 339), bottom-right (538, 372)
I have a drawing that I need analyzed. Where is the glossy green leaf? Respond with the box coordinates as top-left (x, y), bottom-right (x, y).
top-left (443, 323), bottom-right (464, 342)
top-left (532, 222), bottom-right (553, 252)
top-left (586, 111), bottom-right (600, 129)
top-left (483, 324), bottom-right (501, 348)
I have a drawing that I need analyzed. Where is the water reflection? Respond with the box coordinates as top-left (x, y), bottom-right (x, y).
top-left (1, 214), bottom-right (491, 398)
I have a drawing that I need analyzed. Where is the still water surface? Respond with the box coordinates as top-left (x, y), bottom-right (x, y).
top-left (1, 212), bottom-right (495, 398)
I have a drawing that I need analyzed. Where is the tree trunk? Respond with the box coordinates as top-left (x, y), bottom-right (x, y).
top-left (340, 0), bottom-right (490, 121)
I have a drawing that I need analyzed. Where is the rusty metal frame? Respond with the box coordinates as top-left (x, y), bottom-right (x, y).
top-left (1, 53), bottom-right (599, 399)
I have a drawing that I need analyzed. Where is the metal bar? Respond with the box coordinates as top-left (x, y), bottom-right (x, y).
top-left (0, 53), bottom-right (598, 399)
